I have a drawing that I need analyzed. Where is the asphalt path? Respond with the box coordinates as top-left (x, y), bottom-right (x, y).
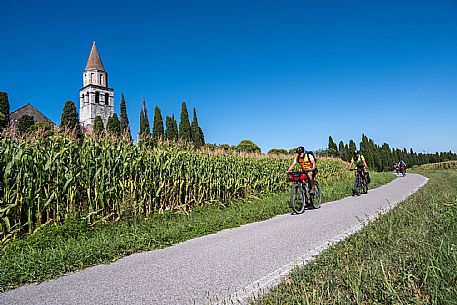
top-left (0, 174), bottom-right (428, 305)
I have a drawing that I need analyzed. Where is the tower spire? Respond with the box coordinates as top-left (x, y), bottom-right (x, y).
top-left (85, 41), bottom-right (105, 71)
top-left (80, 41), bottom-right (113, 131)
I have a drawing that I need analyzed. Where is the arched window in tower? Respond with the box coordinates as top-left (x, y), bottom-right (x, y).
top-left (100, 74), bottom-right (103, 86)
top-left (91, 73), bottom-right (94, 83)
top-left (105, 93), bottom-right (109, 105)
top-left (95, 92), bottom-right (100, 104)
top-left (81, 94), bottom-right (85, 103)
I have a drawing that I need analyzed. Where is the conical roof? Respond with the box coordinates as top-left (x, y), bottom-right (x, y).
top-left (85, 41), bottom-right (105, 71)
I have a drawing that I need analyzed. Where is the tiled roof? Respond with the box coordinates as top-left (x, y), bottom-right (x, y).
top-left (85, 41), bottom-right (105, 71)
top-left (10, 103), bottom-right (56, 126)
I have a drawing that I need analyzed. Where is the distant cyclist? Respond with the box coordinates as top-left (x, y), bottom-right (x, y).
top-left (398, 160), bottom-right (407, 175)
top-left (349, 150), bottom-right (369, 184)
top-left (287, 146), bottom-right (318, 194)
top-left (393, 163), bottom-right (399, 174)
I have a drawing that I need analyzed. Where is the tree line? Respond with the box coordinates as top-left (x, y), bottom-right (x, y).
top-left (326, 134), bottom-right (457, 171)
top-left (0, 91), bottom-right (205, 148)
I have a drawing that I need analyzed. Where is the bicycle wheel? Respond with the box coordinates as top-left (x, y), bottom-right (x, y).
top-left (362, 180), bottom-right (368, 194)
top-left (354, 176), bottom-right (362, 196)
top-left (289, 183), bottom-right (305, 214)
top-left (310, 181), bottom-right (321, 209)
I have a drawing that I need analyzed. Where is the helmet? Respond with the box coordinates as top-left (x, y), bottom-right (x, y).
top-left (296, 146), bottom-right (304, 154)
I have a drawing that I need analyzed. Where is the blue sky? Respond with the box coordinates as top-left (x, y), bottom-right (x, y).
top-left (1, 0), bottom-right (456, 153)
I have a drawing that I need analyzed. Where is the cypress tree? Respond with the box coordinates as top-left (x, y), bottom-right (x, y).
top-left (191, 108), bottom-right (204, 148)
top-left (348, 139), bottom-right (357, 157)
top-left (338, 141), bottom-right (345, 160)
top-left (344, 144), bottom-right (350, 161)
top-left (198, 126), bottom-right (205, 146)
top-left (165, 115), bottom-right (173, 141)
top-left (93, 115), bottom-right (104, 136)
top-left (373, 146), bottom-right (382, 171)
top-left (368, 139), bottom-right (377, 169)
top-left (152, 106), bottom-right (164, 143)
top-left (17, 115), bottom-right (35, 134)
top-left (360, 134), bottom-right (372, 168)
top-left (178, 101), bottom-right (191, 142)
top-left (60, 100), bottom-right (82, 139)
top-left (0, 91), bottom-right (10, 132)
top-left (165, 114), bottom-right (178, 142)
top-left (327, 136), bottom-right (338, 157)
top-left (171, 114), bottom-right (178, 141)
top-left (119, 93), bottom-right (132, 141)
top-left (107, 113), bottom-right (121, 136)
top-left (139, 99), bottom-right (151, 142)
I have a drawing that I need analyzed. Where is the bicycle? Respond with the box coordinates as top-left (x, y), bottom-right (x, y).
top-left (399, 166), bottom-right (406, 177)
top-left (287, 171), bottom-right (321, 214)
top-left (350, 168), bottom-right (368, 196)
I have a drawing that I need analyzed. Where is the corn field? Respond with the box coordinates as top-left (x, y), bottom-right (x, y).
top-left (418, 160), bottom-right (457, 170)
top-left (0, 134), bottom-right (350, 243)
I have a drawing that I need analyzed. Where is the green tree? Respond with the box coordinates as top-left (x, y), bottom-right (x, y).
top-left (268, 148), bottom-right (288, 155)
top-left (198, 126), bottom-right (205, 146)
top-left (165, 114), bottom-right (179, 142)
top-left (93, 116), bottom-right (104, 136)
top-left (178, 101), bottom-right (191, 142)
top-left (165, 115), bottom-right (173, 141)
top-left (107, 113), bottom-right (121, 136)
top-left (172, 114), bottom-right (179, 141)
top-left (17, 115), bottom-right (35, 134)
top-left (191, 108), bottom-right (204, 148)
top-left (360, 134), bottom-right (373, 169)
top-left (139, 99), bottom-right (151, 142)
top-left (30, 121), bottom-right (53, 137)
top-left (152, 106), bottom-right (164, 143)
top-left (235, 140), bottom-right (261, 154)
top-left (0, 91), bottom-right (10, 132)
top-left (338, 141), bottom-right (346, 160)
top-left (165, 115), bottom-right (178, 141)
top-left (218, 144), bottom-right (232, 151)
top-left (327, 136), bottom-right (338, 157)
top-left (119, 93), bottom-right (132, 141)
top-left (60, 100), bottom-right (82, 139)
top-left (348, 139), bottom-right (357, 157)
top-left (203, 143), bottom-right (217, 150)
top-left (344, 144), bottom-right (350, 161)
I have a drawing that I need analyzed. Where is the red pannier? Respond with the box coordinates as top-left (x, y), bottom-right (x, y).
top-left (288, 173), bottom-right (307, 181)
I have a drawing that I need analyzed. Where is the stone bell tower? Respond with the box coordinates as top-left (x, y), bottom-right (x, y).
top-left (79, 41), bottom-right (114, 130)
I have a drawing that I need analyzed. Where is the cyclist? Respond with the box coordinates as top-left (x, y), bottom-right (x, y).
top-left (393, 163), bottom-right (399, 174)
top-left (398, 160), bottom-right (407, 174)
top-left (286, 146), bottom-right (318, 194)
top-left (349, 150), bottom-right (369, 184)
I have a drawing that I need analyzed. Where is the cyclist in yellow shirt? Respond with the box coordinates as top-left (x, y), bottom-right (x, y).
top-left (287, 146), bottom-right (318, 193)
top-left (349, 150), bottom-right (369, 184)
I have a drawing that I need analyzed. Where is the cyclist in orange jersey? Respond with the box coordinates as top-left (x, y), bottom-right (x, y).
top-left (287, 146), bottom-right (318, 193)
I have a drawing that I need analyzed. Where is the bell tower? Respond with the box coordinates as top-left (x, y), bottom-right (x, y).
top-left (79, 41), bottom-right (114, 130)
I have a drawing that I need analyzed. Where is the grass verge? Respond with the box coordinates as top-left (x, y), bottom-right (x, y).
top-left (0, 172), bottom-right (394, 291)
top-left (252, 169), bottom-right (457, 305)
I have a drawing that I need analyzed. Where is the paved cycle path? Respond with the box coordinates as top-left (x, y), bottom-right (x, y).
top-left (0, 174), bottom-right (428, 305)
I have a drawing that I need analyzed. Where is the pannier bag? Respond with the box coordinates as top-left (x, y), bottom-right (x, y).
top-left (288, 173), bottom-right (307, 181)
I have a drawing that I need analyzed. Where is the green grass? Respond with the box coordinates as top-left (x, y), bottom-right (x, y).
top-left (252, 169), bottom-right (457, 305)
top-left (0, 172), bottom-right (394, 292)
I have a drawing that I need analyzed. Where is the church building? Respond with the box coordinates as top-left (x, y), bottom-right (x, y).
top-left (79, 42), bottom-right (114, 130)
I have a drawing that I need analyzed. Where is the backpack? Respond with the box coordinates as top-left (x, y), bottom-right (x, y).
top-left (305, 150), bottom-right (317, 164)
